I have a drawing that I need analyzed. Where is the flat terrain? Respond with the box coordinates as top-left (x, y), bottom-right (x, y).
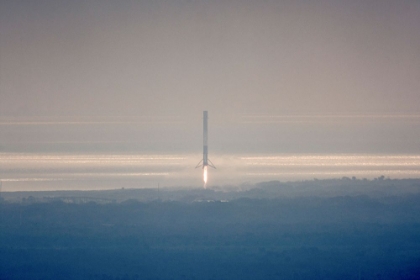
top-left (1, 179), bottom-right (420, 279)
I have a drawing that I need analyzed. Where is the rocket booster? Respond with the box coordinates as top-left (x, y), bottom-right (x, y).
top-left (203, 111), bottom-right (208, 166)
top-left (196, 111), bottom-right (215, 169)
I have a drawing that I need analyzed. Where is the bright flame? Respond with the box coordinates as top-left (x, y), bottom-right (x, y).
top-left (203, 166), bottom-right (208, 186)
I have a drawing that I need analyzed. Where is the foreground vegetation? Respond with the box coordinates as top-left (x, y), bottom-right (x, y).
top-left (1, 179), bottom-right (420, 279)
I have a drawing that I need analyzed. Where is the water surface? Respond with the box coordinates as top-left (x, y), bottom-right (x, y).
top-left (1, 153), bottom-right (419, 191)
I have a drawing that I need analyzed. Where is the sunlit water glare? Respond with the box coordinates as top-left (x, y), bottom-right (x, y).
top-left (1, 153), bottom-right (420, 191)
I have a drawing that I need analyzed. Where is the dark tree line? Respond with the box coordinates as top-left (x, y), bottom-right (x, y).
top-left (1, 192), bottom-right (420, 279)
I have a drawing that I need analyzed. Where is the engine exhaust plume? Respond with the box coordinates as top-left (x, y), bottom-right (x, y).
top-left (203, 166), bottom-right (208, 186)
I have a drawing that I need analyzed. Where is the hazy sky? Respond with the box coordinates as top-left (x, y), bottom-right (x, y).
top-left (1, 0), bottom-right (420, 154)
